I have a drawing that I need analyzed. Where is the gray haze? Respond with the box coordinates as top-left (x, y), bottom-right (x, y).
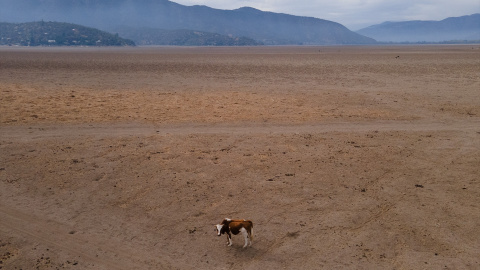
top-left (0, 0), bottom-right (478, 43)
top-left (0, 0), bottom-right (376, 45)
top-left (174, 0), bottom-right (480, 30)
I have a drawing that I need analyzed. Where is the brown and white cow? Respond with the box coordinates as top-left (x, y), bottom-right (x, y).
top-left (215, 218), bottom-right (253, 248)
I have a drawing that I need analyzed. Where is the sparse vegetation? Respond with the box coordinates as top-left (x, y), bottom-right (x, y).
top-left (0, 21), bottom-right (135, 46)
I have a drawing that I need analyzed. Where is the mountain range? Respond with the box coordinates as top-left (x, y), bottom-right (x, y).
top-left (0, 0), bottom-right (375, 45)
top-left (357, 13), bottom-right (480, 42)
top-left (0, 1), bottom-right (477, 45)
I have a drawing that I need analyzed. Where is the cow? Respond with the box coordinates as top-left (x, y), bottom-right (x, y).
top-left (215, 218), bottom-right (253, 248)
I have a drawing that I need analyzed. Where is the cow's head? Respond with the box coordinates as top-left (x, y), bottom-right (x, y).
top-left (215, 224), bottom-right (224, 236)
top-left (215, 218), bottom-right (231, 236)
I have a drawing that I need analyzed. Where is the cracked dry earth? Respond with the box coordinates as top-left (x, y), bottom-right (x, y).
top-left (1, 45), bottom-right (479, 269)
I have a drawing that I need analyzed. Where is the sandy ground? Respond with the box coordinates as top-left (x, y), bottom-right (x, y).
top-left (0, 45), bottom-right (479, 269)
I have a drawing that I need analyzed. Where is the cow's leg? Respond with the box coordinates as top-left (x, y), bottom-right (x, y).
top-left (240, 228), bottom-right (249, 248)
top-left (227, 233), bottom-right (233, 246)
top-left (248, 227), bottom-right (253, 246)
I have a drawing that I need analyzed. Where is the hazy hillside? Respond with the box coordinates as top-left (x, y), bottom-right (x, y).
top-left (357, 13), bottom-right (480, 42)
top-left (0, 21), bottom-right (135, 46)
top-left (116, 27), bottom-right (262, 46)
top-left (0, 0), bottom-right (376, 45)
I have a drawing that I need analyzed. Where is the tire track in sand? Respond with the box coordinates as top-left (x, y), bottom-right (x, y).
top-left (1, 119), bottom-right (479, 141)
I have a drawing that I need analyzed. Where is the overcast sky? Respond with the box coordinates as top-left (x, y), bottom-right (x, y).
top-left (173, 0), bottom-right (480, 30)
